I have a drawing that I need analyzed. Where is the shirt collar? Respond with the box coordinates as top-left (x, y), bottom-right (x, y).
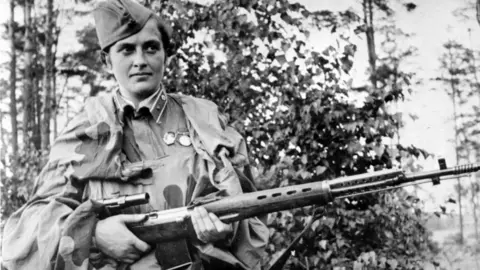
top-left (114, 85), bottom-right (168, 124)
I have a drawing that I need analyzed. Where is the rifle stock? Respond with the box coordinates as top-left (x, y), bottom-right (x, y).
top-left (100, 161), bottom-right (480, 244)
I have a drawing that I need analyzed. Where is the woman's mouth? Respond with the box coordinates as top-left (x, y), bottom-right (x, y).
top-left (130, 72), bottom-right (152, 77)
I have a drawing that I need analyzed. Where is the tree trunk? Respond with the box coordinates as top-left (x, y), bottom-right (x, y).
top-left (22, 0), bottom-right (34, 149)
top-left (448, 45), bottom-right (464, 244)
top-left (53, 68), bottom-right (57, 139)
top-left (459, 131), bottom-right (479, 266)
top-left (31, 14), bottom-right (41, 150)
top-left (41, 0), bottom-right (54, 151)
top-left (452, 89), bottom-right (464, 246)
top-left (363, 0), bottom-right (377, 89)
top-left (0, 109), bottom-right (6, 163)
top-left (9, 0), bottom-right (18, 160)
top-left (468, 29), bottom-right (480, 246)
top-left (470, 154), bottom-right (480, 268)
top-left (33, 75), bottom-right (41, 150)
top-left (53, 27), bottom-right (60, 139)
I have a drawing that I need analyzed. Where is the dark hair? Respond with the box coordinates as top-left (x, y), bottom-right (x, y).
top-left (100, 50), bottom-right (109, 65)
top-left (153, 15), bottom-right (174, 56)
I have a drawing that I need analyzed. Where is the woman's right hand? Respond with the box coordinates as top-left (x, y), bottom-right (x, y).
top-left (95, 214), bottom-right (151, 264)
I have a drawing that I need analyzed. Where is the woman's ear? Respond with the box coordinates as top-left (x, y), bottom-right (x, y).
top-left (101, 51), bottom-right (113, 73)
top-left (105, 54), bottom-right (113, 71)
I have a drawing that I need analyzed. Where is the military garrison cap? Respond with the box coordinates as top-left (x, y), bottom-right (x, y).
top-left (93, 0), bottom-right (173, 55)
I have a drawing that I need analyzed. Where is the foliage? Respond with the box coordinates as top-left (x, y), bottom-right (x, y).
top-left (436, 39), bottom-right (480, 256)
top-left (1, 0), bottom-right (57, 223)
top-left (1, 150), bottom-right (42, 222)
top-left (267, 190), bottom-right (439, 269)
top-left (59, 24), bottom-right (113, 96)
top-left (1, 0), bottom-right (441, 269)
top-left (438, 40), bottom-right (480, 161)
top-left (152, 0), bottom-right (437, 268)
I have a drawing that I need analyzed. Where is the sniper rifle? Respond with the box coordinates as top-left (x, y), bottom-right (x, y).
top-left (98, 159), bottom-right (478, 269)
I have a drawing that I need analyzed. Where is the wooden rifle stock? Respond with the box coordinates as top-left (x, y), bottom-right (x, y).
top-left (120, 161), bottom-right (480, 244)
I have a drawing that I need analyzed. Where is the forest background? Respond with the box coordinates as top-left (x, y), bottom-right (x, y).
top-left (2, 0), bottom-right (480, 269)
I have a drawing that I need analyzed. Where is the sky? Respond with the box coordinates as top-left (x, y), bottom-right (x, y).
top-left (0, 0), bottom-right (479, 213)
top-left (302, 0), bottom-right (480, 212)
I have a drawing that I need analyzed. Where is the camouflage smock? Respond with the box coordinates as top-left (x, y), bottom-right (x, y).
top-left (1, 91), bottom-right (269, 270)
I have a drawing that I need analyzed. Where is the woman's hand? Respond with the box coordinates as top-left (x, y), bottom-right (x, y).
top-left (190, 206), bottom-right (233, 243)
top-left (95, 214), bottom-right (151, 264)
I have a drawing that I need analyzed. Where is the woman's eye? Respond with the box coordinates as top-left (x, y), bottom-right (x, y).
top-left (145, 45), bottom-right (159, 53)
top-left (121, 46), bottom-right (134, 54)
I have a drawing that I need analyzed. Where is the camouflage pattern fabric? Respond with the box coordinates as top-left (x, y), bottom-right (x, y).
top-left (1, 93), bottom-right (268, 270)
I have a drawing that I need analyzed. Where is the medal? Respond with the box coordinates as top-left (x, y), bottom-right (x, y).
top-left (177, 132), bottom-right (192, 146)
top-left (163, 131), bottom-right (192, 146)
top-left (163, 132), bottom-right (176, 145)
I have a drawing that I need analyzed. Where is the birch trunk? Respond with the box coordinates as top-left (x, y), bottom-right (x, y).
top-left (363, 0), bottom-right (377, 89)
top-left (41, 0), bottom-right (54, 151)
top-left (9, 0), bottom-right (18, 159)
top-left (22, 0), bottom-right (34, 149)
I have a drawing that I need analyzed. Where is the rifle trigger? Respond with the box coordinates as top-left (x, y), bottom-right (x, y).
top-left (432, 176), bottom-right (440, 185)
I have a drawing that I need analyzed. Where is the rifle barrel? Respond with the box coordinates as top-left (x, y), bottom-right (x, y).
top-left (124, 162), bottom-right (480, 244)
top-left (403, 163), bottom-right (480, 182)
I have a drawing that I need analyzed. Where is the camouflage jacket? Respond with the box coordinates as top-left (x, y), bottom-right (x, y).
top-left (2, 93), bottom-right (268, 270)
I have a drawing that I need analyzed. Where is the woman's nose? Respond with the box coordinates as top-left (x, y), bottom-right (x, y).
top-left (132, 51), bottom-right (147, 68)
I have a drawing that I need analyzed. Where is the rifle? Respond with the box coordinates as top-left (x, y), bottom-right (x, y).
top-left (97, 159), bottom-right (479, 269)
top-left (96, 193), bottom-right (150, 217)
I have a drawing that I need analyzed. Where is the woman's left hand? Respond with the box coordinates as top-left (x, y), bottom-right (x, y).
top-left (190, 206), bottom-right (233, 243)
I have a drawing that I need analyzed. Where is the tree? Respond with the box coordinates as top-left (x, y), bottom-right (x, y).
top-left (364, 0), bottom-right (378, 88)
top-left (447, 41), bottom-right (466, 244)
top-left (9, 0), bottom-right (18, 160)
top-left (41, 0), bottom-right (54, 151)
top-left (152, 0), bottom-right (437, 268)
top-left (22, 0), bottom-right (34, 149)
top-left (1, 0), bottom-right (62, 224)
top-left (1, 1), bottom-right (440, 268)
top-left (437, 37), bottom-right (480, 250)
